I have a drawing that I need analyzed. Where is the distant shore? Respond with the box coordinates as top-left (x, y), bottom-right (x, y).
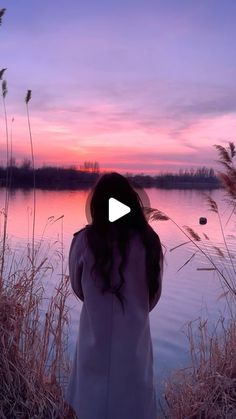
top-left (0, 166), bottom-right (221, 190)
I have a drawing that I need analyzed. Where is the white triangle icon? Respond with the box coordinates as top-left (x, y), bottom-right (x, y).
top-left (108, 198), bottom-right (131, 222)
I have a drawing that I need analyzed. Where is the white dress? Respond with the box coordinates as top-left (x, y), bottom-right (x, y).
top-left (65, 227), bottom-right (162, 419)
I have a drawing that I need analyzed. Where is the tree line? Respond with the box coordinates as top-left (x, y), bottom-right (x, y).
top-left (0, 160), bottom-right (220, 190)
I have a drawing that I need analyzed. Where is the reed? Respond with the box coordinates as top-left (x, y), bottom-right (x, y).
top-left (1, 13), bottom-right (75, 409)
top-left (147, 142), bottom-right (236, 300)
top-left (0, 21), bottom-right (100, 419)
top-left (164, 316), bottom-right (236, 418)
top-left (0, 8), bottom-right (6, 26)
top-left (0, 76), bottom-right (9, 285)
top-left (156, 142), bottom-right (236, 418)
top-left (25, 89), bottom-right (36, 268)
top-left (0, 232), bottom-right (76, 418)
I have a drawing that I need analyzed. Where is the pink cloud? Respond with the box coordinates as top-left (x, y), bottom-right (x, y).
top-left (1, 101), bottom-right (235, 173)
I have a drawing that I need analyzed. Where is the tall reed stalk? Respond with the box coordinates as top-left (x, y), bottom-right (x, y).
top-left (0, 11), bottom-right (75, 416)
top-left (25, 90), bottom-right (36, 268)
top-left (8, 116), bottom-right (14, 189)
top-left (0, 77), bottom-right (9, 284)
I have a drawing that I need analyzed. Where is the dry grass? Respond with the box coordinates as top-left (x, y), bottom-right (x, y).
top-left (162, 142), bottom-right (236, 418)
top-left (165, 317), bottom-right (236, 418)
top-left (0, 248), bottom-right (77, 418)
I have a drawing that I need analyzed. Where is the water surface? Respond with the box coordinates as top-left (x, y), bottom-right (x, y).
top-left (1, 187), bottom-right (234, 404)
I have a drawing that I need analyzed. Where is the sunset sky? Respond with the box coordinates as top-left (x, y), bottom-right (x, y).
top-left (1, 1), bottom-right (236, 173)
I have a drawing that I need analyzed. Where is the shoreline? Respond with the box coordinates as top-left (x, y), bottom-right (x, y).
top-left (0, 183), bottom-right (222, 191)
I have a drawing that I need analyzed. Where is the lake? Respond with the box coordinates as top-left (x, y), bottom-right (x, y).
top-left (1, 187), bottom-right (235, 407)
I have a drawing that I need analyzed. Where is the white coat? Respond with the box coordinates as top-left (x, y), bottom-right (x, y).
top-left (65, 227), bottom-right (162, 419)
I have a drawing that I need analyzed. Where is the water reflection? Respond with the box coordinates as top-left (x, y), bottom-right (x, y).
top-left (0, 187), bottom-right (234, 400)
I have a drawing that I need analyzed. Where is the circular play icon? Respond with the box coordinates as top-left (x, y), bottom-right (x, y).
top-left (108, 197), bottom-right (131, 222)
top-left (85, 175), bottom-right (151, 224)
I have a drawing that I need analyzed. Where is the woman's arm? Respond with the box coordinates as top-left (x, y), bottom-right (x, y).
top-left (68, 232), bottom-right (85, 302)
top-left (149, 271), bottom-right (162, 312)
top-left (149, 234), bottom-right (164, 312)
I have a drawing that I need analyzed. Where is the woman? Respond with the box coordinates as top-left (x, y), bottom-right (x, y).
top-left (65, 172), bottom-right (164, 419)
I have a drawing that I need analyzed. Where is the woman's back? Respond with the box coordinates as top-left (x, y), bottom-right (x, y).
top-left (81, 227), bottom-right (149, 310)
top-left (65, 227), bottom-right (161, 419)
top-left (65, 172), bottom-right (163, 419)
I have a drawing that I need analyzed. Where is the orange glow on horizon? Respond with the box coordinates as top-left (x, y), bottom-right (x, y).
top-left (1, 107), bottom-right (235, 173)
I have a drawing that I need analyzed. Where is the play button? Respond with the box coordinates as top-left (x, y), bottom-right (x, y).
top-left (108, 197), bottom-right (131, 222)
top-left (85, 176), bottom-right (151, 225)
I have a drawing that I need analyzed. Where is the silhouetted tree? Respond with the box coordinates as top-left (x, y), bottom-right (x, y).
top-left (21, 158), bottom-right (32, 170)
top-left (80, 161), bottom-right (100, 173)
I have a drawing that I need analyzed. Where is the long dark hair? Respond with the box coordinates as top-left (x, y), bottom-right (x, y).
top-left (85, 172), bottom-right (163, 314)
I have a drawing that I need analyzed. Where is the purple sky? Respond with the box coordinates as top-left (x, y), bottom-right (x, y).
top-left (1, 1), bottom-right (236, 173)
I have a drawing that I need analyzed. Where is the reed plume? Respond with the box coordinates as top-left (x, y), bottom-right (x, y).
top-left (0, 8), bottom-right (6, 25)
top-left (149, 142), bottom-right (236, 297)
top-left (214, 142), bottom-right (236, 204)
top-left (0, 68), bottom-right (7, 80)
